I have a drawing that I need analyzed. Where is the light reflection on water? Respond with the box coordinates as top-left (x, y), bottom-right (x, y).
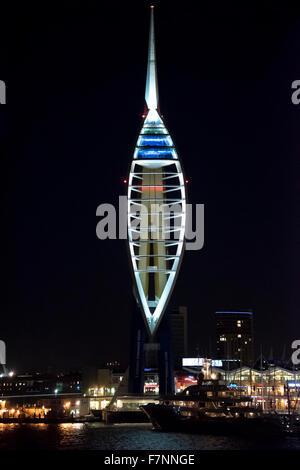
top-left (0, 422), bottom-right (299, 450)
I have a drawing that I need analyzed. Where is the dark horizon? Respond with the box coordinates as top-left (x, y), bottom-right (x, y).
top-left (0, 1), bottom-right (299, 371)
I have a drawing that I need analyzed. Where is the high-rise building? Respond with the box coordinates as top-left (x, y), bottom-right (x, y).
top-left (215, 311), bottom-right (254, 366)
top-left (169, 306), bottom-right (188, 369)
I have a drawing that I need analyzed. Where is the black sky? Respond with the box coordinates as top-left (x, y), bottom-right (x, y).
top-left (0, 0), bottom-right (299, 370)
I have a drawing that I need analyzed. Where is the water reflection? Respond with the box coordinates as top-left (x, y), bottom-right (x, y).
top-left (0, 422), bottom-right (299, 450)
top-left (59, 423), bottom-right (84, 430)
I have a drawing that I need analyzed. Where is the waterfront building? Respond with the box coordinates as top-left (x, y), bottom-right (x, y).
top-left (215, 310), bottom-right (254, 366)
top-left (0, 371), bottom-right (82, 396)
top-left (174, 364), bottom-right (300, 412)
top-left (88, 393), bottom-right (159, 415)
top-left (0, 395), bottom-right (89, 419)
top-left (226, 365), bottom-right (300, 411)
top-left (86, 368), bottom-right (124, 397)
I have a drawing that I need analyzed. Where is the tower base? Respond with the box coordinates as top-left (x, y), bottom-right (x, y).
top-left (128, 300), bottom-right (174, 395)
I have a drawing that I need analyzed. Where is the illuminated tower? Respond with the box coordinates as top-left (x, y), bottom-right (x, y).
top-left (127, 6), bottom-right (186, 345)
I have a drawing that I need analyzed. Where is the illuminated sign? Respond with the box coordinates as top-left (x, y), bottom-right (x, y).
top-left (182, 358), bottom-right (223, 367)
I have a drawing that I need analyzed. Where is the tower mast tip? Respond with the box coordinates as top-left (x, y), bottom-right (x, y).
top-left (145, 4), bottom-right (158, 110)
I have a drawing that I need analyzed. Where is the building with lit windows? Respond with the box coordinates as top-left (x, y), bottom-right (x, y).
top-left (215, 311), bottom-right (254, 366)
top-left (225, 366), bottom-right (300, 412)
top-left (0, 371), bottom-right (82, 395)
top-left (86, 368), bottom-right (123, 397)
top-left (177, 361), bottom-right (300, 412)
top-left (0, 371), bottom-right (88, 418)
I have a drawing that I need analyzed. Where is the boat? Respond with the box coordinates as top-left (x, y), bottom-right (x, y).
top-left (140, 377), bottom-right (287, 437)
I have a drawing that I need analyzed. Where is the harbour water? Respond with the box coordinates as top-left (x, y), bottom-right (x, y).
top-left (0, 422), bottom-right (300, 450)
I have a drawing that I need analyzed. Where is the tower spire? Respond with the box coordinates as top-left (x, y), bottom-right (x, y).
top-left (145, 6), bottom-right (159, 111)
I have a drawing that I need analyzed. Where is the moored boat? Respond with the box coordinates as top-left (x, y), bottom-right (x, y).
top-left (141, 378), bottom-right (287, 437)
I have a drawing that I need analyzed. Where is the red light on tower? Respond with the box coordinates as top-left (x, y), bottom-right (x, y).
top-left (185, 179), bottom-right (189, 184)
top-left (123, 179), bottom-right (128, 184)
top-left (139, 185), bottom-right (164, 191)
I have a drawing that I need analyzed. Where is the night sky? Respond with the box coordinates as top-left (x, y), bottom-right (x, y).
top-left (0, 1), bottom-right (299, 370)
